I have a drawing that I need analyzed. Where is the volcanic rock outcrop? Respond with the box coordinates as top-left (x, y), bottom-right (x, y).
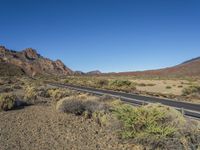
top-left (0, 46), bottom-right (73, 76)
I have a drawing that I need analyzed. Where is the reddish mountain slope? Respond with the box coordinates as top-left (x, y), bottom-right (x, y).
top-left (112, 57), bottom-right (200, 77)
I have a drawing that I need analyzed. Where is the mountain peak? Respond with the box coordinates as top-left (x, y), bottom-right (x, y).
top-left (22, 48), bottom-right (39, 60)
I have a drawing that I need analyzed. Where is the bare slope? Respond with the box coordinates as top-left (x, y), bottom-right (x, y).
top-left (0, 105), bottom-right (127, 150)
top-left (113, 57), bottom-right (200, 77)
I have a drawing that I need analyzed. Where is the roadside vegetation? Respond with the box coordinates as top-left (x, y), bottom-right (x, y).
top-left (113, 103), bottom-right (200, 149)
top-left (60, 76), bottom-right (200, 103)
top-left (64, 77), bottom-right (137, 93)
top-left (55, 93), bottom-right (200, 149)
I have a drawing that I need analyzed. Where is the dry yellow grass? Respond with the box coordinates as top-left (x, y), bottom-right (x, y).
top-left (130, 79), bottom-right (199, 95)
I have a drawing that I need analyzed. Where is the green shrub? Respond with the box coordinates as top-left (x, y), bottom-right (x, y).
top-left (112, 103), bottom-right (200, 149)
top-left (109, 80), bottom-right (136, 92)
top-left (113, 104), bottom-right (176, 139)
top-left (110, 80), bottom-right (132, 87)
top-left (91, 111), bottom-right (110, 126)
top-left (0, 93), bottom-right (17, 111)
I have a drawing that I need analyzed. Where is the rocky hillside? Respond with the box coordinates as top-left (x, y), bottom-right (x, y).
top-left (0, 46), bottom-right (73, 76)
top-left (111, 57), bottom-right (200, 77)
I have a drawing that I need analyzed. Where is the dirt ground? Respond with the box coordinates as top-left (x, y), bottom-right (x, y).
top-left (130, 79), bottom-right (197, 95)
top-left (0, 104), bottom-right (133, 150)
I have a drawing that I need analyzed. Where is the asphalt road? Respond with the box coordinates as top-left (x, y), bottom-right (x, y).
top-left (50, 83), bottom-right (200, 119)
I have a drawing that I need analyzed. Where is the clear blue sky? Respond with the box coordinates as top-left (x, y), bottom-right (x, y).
top-left (1, 0), bottom-right (200, 72)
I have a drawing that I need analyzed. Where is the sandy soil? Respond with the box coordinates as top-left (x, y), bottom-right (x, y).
top-left (0, 104), bottom-right (134, 150)
top-left (130, 79), bottom-right (198, 95)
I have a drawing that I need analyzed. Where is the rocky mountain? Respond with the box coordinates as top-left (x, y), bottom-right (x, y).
top-left (87, 70), bottom-right (102, 75)
top-left (112, 57), bottom-right (200, 77)
top-left (0, 46), bottom-right (73, 76)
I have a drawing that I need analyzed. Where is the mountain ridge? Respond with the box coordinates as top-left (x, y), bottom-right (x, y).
top-left (0, 45), bottom-right (199, 77)
top-left (0, 46), bottom-right (73, 76)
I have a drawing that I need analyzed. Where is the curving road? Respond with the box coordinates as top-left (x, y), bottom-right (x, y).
top-left (50, 83), bottom-right (200, 119)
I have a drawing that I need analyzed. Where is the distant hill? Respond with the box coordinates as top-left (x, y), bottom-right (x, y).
top-left (74, 71), bottom-right (85, 75)
top-left (110, 57), bottom-right (200, 77)
top-left (0, 46), bottom-right (73, 76)
top-left (74, 70), bottom-right (102, 76)
top-left (87, 70), bottom-right (102, 75)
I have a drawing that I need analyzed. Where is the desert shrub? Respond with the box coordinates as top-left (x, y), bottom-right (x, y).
top-left (24, 85), bottom-right (38, 100)
top-left (23, 84), bottom-right (61, 102)
top-left (0, 93), bottom-right (17, 111)
top-left (91, 111), bottom-right (110, 126)
top-left (95, 79), bottom-right (109, 87)
top-left (111, 80), bottom-right (132, 87)
top-left (98, 94), bottom-right (116, 102)
top-left (57, 96), bottom-right (108, 115)
top-left (98, 95), bottom-right (124, 109)
top-left (0, 80), bottom-right (4, 86)
top-left (112, 103), bottom-right (200, 149)
top-left (182, 86), bottom-right (200, 96)
top-left (48, 88), bottom-right (70, 100)
top-left (1, 87), bottom-right (14, 93)
top-left (178, 85), bottom-right (183, 88)
top-left (137, 83), bottom-right (146, 86)
top-left (56, 98), bottom-right (84, 115)
top-left (109, 80), bottom-right (136, 92)
top-left (64, 79), bottom-right (70, 83)
top-left (165, 86), bottom-right (172, 89)
top-left (147, 83), bottom-right (156, 86)
top-left (138, 83), bottom-right (156, 87)
top-left (56, 96), bottom-right (110, 125)
top-left (114, 104), bottom-right (177, 139)
top-left (11, 84), bottom-right (23, 89)
top-left (37, 87), bottom-right (50, 98)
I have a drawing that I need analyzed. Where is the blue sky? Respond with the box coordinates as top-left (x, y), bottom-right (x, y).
top-left (0, 0), bottom-right (200, 72)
